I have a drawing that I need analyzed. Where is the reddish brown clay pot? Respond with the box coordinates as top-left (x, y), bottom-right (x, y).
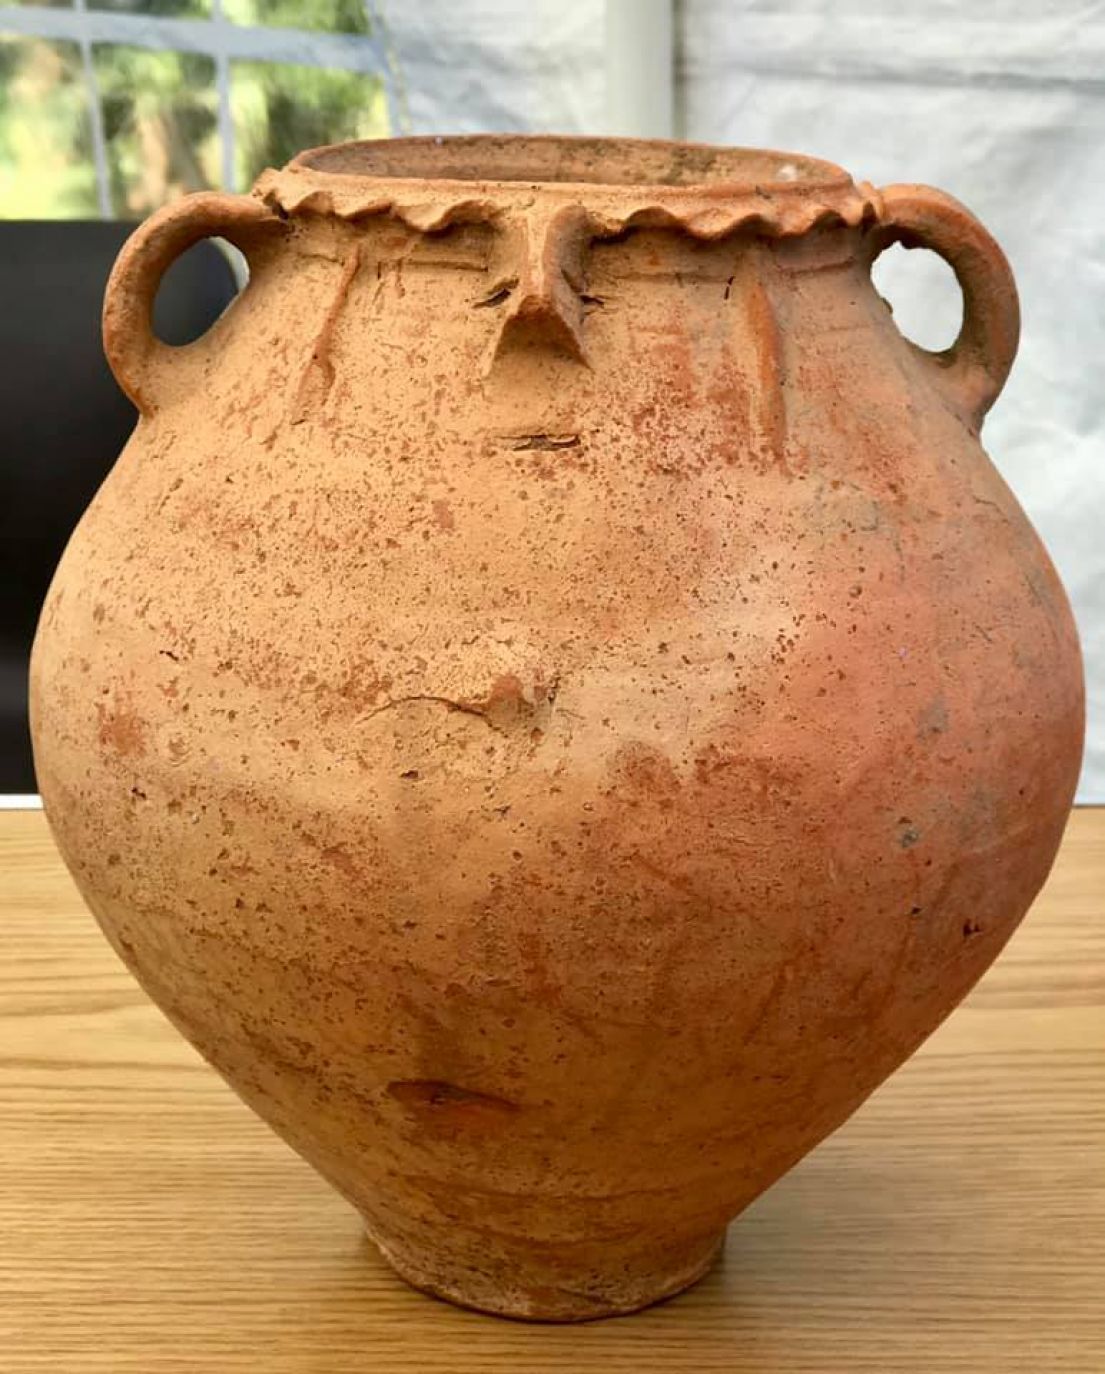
top-left (31, 136), bottom-right (1083, 1321)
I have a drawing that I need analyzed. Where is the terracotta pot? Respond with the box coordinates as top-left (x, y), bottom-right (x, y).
top-left (30, 136), bottom-right (1083, 1321)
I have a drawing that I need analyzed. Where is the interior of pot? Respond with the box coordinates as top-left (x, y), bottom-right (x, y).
top-left (293, 134), bottom-right (847, 191)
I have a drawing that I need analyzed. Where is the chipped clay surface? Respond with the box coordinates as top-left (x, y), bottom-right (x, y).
top-left (30, 136), bottom-right (1084, 1321)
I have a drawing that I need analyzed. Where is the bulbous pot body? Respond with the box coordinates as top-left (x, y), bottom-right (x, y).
top-left (30, 136), bottom-right (1084, 1320)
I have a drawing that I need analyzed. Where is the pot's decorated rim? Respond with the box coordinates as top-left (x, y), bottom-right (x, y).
top-left (254, 134), bottom-right (880, 241)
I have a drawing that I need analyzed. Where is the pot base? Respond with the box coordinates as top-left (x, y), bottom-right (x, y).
top-left (370, 1224), bottom-right (726, 1322)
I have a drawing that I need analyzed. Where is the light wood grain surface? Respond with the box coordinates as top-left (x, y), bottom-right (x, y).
top-left (1, 807), bottom-right (1102, 1373)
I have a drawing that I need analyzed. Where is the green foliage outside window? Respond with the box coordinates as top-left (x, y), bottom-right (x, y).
top-left (95, 45), bottom-right (220, 216)
top-left (0, 0), bottom-right (389, 219)
top-left (232, 59), bottom-right (387, 189)
top-left (88, 0), bottom-right (211, 17)
top-left (0, 37), bottom-right (99, 217)
top-left (224, 0), bottom-right (368, 36)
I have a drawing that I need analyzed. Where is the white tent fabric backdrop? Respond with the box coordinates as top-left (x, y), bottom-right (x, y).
top-left (386, 0), bottom-right (1103, 800)
top-left (679, 1), bottom-right (1104, 801)
top-left (384, 0), bottom-right (606, 135)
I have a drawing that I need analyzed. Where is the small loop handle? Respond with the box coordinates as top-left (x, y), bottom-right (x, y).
top-left (102, 192), bottom-right (285, 414)
top-left (867, 184), bottom-right (1020, 431)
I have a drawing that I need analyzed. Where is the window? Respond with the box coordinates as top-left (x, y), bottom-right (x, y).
top-left (0, 0), bottom-right (401, 218)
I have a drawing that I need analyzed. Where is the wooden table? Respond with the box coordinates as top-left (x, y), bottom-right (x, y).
top-left (2, 807), bottom-right (1103, 1373)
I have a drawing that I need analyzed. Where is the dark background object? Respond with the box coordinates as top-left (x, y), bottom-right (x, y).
top-left (0, 221), bottom-right (238, 792)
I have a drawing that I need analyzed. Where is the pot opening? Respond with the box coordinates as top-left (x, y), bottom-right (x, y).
top-left (293, 135), bottom-right (846, 191)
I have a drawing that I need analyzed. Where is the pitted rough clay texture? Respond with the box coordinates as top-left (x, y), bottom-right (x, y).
top-left (31, 136), bottom-right (1084, 1321)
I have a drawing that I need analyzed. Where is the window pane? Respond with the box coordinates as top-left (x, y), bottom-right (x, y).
top-left (230, 59), bottom-right (387, 190)
top-left (223, 0), bottom-right (369, 36)
top-left (87, 0), bottom-right (212, 16)
top-left (0, 36), bottom-right (98, 218)
top-left (93, 44), bottom-right (219, 217)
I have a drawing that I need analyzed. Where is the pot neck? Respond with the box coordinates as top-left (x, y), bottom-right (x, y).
top-left (251, 138), bottom-right (881, 370)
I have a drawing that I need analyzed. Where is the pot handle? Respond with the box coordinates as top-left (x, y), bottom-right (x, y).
top-left (102, 191), bottom-right (286, 414)
top-left (867, 183), bottom-right (1020, 431)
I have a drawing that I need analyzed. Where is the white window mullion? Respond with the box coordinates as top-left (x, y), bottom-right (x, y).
top-left (210, 0), bottom-right (237, 193)
top-left (72, 0), bottom-right (112, 219)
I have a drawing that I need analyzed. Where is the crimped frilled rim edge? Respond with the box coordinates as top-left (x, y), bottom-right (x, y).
top-left (253, 164), bottom-right (884, 243)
